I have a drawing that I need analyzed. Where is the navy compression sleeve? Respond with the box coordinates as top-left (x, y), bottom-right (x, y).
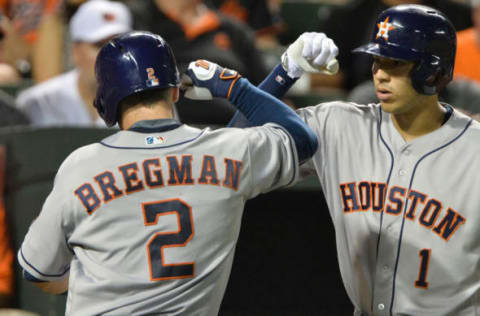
top-left (228, 76), bottom-right (317, 163)
top-left (227, 64), bottom-right (298, 128)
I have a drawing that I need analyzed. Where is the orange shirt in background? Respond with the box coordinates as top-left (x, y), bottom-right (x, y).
top-left (454, 28), bottom-right (480, 84)
top-left (0, 146), bottom-right (13, 296)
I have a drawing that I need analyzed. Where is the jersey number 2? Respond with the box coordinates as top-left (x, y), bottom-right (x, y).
top-left (414, 248), bottom-right (431, 289)
top-left (142, 199), bottom-right (194, 281)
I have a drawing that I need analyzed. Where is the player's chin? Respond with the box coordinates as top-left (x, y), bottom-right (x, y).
top-left (379, 100), bottom-right (398, 113)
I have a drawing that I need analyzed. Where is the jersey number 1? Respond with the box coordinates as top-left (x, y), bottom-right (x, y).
top-left (414, 248), bottom-right (431, 289)
top-left (142, 199), bottom-right (194, 281)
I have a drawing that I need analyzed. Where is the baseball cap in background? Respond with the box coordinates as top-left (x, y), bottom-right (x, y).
top-left (70, 0), bottom-right (132, 43)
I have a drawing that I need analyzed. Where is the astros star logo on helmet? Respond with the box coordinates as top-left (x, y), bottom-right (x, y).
top-left (376, 16), bottom-right (395, 40)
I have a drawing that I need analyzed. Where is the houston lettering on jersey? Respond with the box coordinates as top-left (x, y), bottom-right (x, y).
top-left (74, 154), bottom-right (243, 215)
top-left (339, 181), bottom-right (466, 242)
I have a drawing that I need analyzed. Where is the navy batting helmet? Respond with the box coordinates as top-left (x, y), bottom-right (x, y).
top-left (353, 5), bottom-right (457, 95)
top-left (94, 31), bottom-right (180, 127)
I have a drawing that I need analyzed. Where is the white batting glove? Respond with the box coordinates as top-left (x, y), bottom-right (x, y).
top-left (281, 32), bottom-right (339, 78)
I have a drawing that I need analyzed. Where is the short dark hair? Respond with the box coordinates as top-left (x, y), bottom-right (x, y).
top-left (118, 87), bottom-right (171, 120)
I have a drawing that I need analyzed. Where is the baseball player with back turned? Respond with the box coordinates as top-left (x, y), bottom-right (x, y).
top-left (16, 31), bottom-right (320, 315)
top-left (230, 4), bottom-right (480, 316)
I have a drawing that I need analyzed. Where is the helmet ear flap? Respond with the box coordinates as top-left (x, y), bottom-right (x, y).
top-left (425, 73), bottom-right (437, 86)
top-left (410, 60), bottom-right (445, 95)
top-left (433, 70), bottom-right (451, 93)
top-left (93, 91), bottom-right (109, 124)
top-left (424, 68), bottom-right (442, 89)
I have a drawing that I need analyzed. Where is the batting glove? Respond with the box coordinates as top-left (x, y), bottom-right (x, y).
top-left (182, 59), bottom-right (242, 100)
top-left (281, 32), bottom-right (339, 78)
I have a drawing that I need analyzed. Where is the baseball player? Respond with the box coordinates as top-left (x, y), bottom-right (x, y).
top-left (232, 4), bottom-right (480, 316)
top-left (16, 31), bottom-right (319, 315)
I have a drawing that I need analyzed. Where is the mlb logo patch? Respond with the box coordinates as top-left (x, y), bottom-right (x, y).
top-left (145, 136), bottom-right (165, 145)
top-left (275, 75), bottom-right (286, 85)
top-left (146, 78), bottom-right (159, 87)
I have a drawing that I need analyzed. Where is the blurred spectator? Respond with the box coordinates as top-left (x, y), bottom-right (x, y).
top-left (454, 0), bottom-right (480, 84)
top-left (0, 7), bottom-right (29, 308)
top-left (347, 78), bottom-right (480, 120)
top-left (0, 204), bottom-right (13, 308)
top-left (0, 145), bottom-right (13, 307)
top-left (126, 0), bottom-right (270, 125)
top-left (0, 13), bottom-right (28, 127)
top-left (206, 0), bottom-right (284, 49)
top-left (319, 0), bottom-right (473, 91)
top-left (0, 64), bottom-right (20, 85)
top-left (0, 0), bottom-right (64, 82)
top-left (16, 0), bottom-right (132, 127)
top-left (0, 14), bottom-right (21, 85)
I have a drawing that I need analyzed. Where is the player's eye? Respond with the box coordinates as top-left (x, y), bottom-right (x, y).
top-left (372, 57), bottom-right (409, 70)
top-left (391, 60), bottom-right (409, 67)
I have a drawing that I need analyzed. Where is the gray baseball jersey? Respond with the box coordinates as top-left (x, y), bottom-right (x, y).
top-left (297, 102), bottom-right (480, 315)
top-left (18, 119), bottom-right (298, 316)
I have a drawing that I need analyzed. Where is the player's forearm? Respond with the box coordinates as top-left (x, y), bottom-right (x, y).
top-left (184, 60), bottom-right (316, 161)
top-left (227, 64), bottom-right (297, 128)
top-left (229, 77), bottom-right (318, 163)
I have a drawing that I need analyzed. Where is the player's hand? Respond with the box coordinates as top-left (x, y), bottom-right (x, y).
top-left (281, 32), bottom-right (339, 78)
top-left (181, 60), bottom-right (242, 100)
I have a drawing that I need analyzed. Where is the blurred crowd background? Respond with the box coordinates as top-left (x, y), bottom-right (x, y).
top-left (0, 0), bottom-right (478, 313)
top-left (1, 0), bottom-right (479, 130)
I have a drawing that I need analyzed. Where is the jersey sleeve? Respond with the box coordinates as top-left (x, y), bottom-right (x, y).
top-left (295, 101), bottom-right (379, 182)
top-left (295, 102), bottom-right (341, 181)
top-left (244, 123), bottom-right (299, 197)
top-left (17, 163), bottom-right (74, 282)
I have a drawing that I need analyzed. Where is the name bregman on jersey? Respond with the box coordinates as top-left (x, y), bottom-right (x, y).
top-left (339, 181), bottom-right (466, 242)
top-left (74, 154), bottom-right (242, 215)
